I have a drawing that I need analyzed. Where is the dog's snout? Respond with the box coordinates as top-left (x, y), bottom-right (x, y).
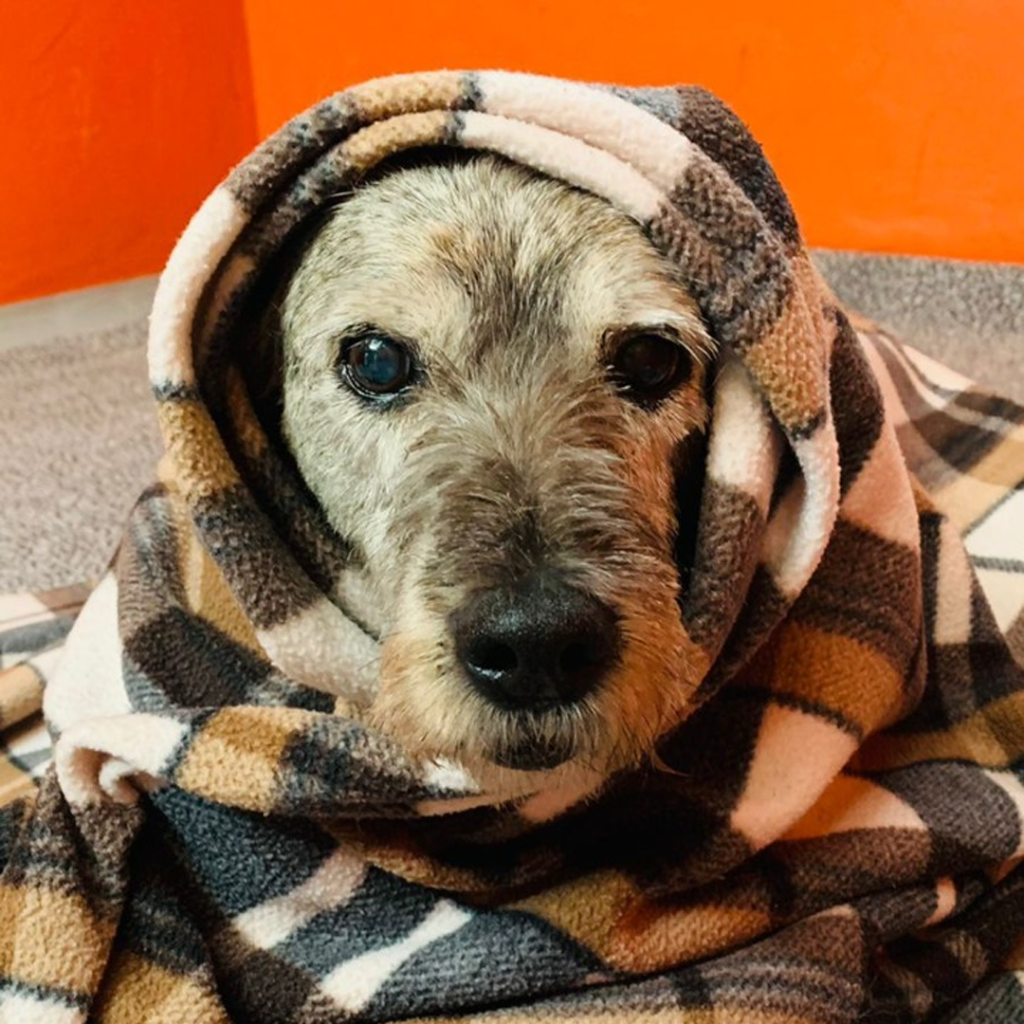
top-left (451, 575), bottom-right (620, 710)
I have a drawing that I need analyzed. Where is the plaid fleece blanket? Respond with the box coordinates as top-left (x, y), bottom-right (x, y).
top-left (2, 71), bottom-right (1024, 1023)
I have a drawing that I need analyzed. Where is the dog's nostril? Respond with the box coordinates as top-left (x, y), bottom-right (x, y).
top-left (559, 640), bottom-right (598, 677)
top-left (450, 574), bottom-right (621, 711)
top-left (468, 639), bottom-right (518, 676)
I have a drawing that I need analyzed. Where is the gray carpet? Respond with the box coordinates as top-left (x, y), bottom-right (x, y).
top-left (815, 250), bottom-right (1024, 396)
top-left (1, 252), bottom-right (1022, 594)
top-left (0, 321), bottom-right (161, 592)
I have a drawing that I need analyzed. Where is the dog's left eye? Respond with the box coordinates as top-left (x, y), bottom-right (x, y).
top-left (339, 332), bottom-right (415, 398)
top-left (609, 332), bottom-right (693, 405)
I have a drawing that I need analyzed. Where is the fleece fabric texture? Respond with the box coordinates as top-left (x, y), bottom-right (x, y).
top-left (2, 71), bottom-right (1024, 1023)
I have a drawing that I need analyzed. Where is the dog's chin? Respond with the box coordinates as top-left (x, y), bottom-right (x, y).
top-left (490, 729), bottom-right (576, 771)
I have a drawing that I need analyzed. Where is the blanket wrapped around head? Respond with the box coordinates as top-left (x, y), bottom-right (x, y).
top-left (2, 71), bottom-right (1024, 1024)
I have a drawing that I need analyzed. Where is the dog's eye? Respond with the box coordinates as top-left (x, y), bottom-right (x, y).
top-left (339, 333), bottom-right (415, 398)
top-left (609, 333), bottom-right (693, 405)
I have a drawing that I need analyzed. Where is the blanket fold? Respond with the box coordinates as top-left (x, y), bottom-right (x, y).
top-left (2, 71), bottom-right (1023, 1023)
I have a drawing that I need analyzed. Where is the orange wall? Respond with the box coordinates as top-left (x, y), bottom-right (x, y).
top-left (4, 1), bottom-right (1023, 306)
top-left (243, 0), bottom-right (1024, 265)
top-left (0, 1), bottom-right (257, 304)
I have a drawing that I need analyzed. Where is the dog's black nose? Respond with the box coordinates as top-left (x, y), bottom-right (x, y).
top-left (450, 575), bottom-right (620, 710)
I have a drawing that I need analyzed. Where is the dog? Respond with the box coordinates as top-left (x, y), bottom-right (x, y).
top-left (258, 153), bottom-right (715, 796)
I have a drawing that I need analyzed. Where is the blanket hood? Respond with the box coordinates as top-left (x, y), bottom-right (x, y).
top-left (149, 70), bottom-right (843, 722)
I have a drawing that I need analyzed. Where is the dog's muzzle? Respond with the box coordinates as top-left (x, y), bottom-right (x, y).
top-left (449, 573), bottom-right (620, 767)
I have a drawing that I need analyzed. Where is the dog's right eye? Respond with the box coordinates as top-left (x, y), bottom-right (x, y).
top-left (338, 332), bottom-right (415, 399)
top-left (607, 330), bottom-right (694, 408)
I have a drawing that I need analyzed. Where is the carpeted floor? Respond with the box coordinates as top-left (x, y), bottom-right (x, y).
top-left (1, 252), bottom-right (1021, 594)
top-left (0, 320), bottom-right (160, 593)
top-left (815, 250), bottom-right (1024, 393)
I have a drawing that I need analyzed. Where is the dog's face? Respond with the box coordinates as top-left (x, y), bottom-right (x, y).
top-left (274, 155), bottom-right (714, 792)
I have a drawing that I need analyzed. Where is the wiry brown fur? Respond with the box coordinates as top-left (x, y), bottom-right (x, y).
top-left (274, 154), bottom-right (715, 794)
